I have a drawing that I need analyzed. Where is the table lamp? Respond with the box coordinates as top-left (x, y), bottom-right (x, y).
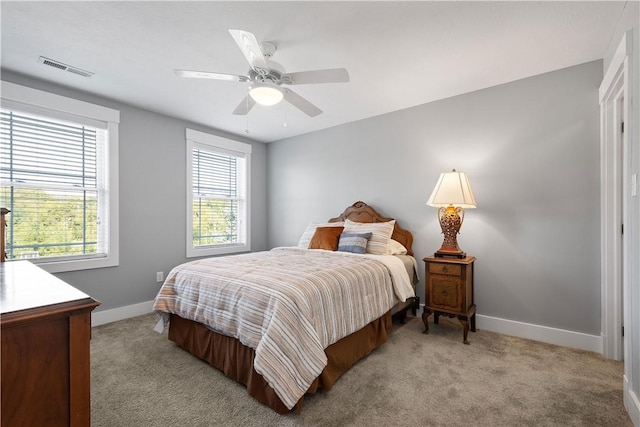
top-left (427, 169), bottom-right (476, 258)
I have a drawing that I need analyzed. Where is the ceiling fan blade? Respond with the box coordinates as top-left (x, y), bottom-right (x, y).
top-left (284, 89), bottom-right (322, 117)
top-left (284, 68), bottom-right (350, 85)
top-left (228, 29), bottom-right (270, 74)
top-left (174, 69), bottom-right (249, 82)
top-left (232, 95), bottom-right (256, 115)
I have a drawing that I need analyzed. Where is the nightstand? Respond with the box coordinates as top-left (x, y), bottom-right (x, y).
top-left (422, 256), bottom-right (476, 344)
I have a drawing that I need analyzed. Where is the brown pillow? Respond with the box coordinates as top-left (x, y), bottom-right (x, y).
top-left (308, 226), bottom-right (345, 251)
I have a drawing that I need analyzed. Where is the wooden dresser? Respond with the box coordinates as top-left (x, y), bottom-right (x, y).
top-left (1, 260), bottom-right (100, 427)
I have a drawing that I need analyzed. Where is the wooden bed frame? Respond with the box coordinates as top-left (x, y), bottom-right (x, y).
top-left (166, 201), bottom-right (418, 413)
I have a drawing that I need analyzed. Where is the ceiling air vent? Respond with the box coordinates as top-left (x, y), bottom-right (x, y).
top-left (38, 56), bottom-right (94, 78)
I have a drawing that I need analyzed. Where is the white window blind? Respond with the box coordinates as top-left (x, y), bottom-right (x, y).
top-left (0, 108), bottom-right (107, 262)
top-left (186, 128), bottom-right (251, 257)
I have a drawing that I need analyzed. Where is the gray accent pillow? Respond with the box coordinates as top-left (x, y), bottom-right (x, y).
top-left (338, 232), bottom-right (372, 254)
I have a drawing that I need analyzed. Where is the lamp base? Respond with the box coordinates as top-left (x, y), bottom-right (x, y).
top-left (434, 205), bottom-right (467, 259)
top-left (434, 250), bottom-right (466, 259)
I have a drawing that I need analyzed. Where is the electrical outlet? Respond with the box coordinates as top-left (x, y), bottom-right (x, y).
top-left (156, 271), bottom-right (164, 282)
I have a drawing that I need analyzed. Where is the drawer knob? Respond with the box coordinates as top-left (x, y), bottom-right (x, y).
top-left (441, 290), bottom-right (448, 296)
top-left (441, 266), bottom-right (448, 273)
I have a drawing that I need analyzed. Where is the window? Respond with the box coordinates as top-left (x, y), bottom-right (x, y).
top-left (186, 128), bottom-right (251, 257)
top-left (0, 81), bottom-right (119, 273)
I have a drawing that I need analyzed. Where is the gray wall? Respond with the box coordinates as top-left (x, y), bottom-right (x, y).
top-left (1, 70), bottom-right (268, 312)
top-left (268, 60), bottom-right (602, 335)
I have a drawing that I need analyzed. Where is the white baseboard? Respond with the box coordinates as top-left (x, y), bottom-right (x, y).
top-left (91, 300), bottom-right (155, 327)
top-left (625, 375), bottom-right (640, 426)
top-left (96, 303), bottom-right (603, 354)
top-left (475, 314), bottom-right (603, 353)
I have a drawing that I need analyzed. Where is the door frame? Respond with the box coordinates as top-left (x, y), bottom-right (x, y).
top-left (599, 31), bottom-right (631, 361)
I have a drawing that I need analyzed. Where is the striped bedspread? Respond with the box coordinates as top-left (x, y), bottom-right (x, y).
top-left (153, 247), bottom-right (414, 409)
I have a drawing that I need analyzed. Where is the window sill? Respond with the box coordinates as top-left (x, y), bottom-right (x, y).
top-left (186, 243), bottom-right (250, 259)
top-left (17, 253), bottom-right (119, 273)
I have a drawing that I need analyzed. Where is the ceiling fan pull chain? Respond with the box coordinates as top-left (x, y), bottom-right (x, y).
top-left (245, 88), bottom-right (250, 134)
top-left (283, 101), bottom-right (287, 128)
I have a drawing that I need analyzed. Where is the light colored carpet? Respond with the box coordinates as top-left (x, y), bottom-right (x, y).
top-left (91, 313), bottom-right (632, 426)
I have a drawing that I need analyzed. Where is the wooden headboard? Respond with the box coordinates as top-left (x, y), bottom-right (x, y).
top-left (329, 201), bottom-right (414, 256)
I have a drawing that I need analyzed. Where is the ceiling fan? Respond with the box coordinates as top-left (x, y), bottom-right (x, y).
top-left (174, 29), bottom-right (350, 117)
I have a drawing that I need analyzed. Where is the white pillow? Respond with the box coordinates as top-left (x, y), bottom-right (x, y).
top-left (388, 239), bottom-right (408, 255)
top-left (342, 219), bottom-right (395, 255)
top-left (298, 222), bottom-right (344, 249)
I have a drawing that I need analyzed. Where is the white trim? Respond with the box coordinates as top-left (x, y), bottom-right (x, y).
top-left (185, 128), bottom-right (252, 258)
top-left (1, 81), bottom-right (120, 273)
top-left (599, 32), bottom-right (631, 361)
top-left (91, 300), bottom-right (154, 327)
top-left (624, 375), bottom-right (640, 426)
top-left (476, 314), bottom-right (602, 353)
top-left (600, 32), bottom-right (633, 103)
top-left (1, 81), bottom-right (120, 124)
top-left (98, 303), bottom-right (603, 353)
top-left (186, 128), bottom-right (252, 155)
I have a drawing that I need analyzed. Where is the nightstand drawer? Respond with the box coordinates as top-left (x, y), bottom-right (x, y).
top-left (428, 262), bottom-right (461, 276)
top-left (430, 278), bottom-right (462, 310)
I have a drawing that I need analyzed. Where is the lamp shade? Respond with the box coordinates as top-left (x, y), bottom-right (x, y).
top-left (249, 84), bottom-right (284, 106)
top-left (427, 169), bottom-right (477, 208)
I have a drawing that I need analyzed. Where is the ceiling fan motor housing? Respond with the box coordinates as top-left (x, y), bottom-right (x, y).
top-left (249, 68), bottom-right (289, 85)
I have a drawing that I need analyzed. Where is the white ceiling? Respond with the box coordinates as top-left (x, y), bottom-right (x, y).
top-left (0, 1), bottom-right (627, 143)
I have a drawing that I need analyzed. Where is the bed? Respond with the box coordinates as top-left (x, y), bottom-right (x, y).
top-left (153, 201), bottom-right (420, 413)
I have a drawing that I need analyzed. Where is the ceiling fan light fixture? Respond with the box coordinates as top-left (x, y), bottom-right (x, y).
top-left (249, 84), bottom-right (284, 106)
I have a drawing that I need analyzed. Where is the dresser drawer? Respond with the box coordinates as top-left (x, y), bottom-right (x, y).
top-left (428, 262), bottom-right (461, 276)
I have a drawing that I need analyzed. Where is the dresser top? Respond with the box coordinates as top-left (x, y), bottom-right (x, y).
top-left (1, 260), bottom-right (94, 315)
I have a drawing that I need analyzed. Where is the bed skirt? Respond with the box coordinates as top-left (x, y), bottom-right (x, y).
top-left (168, 311), bottom-right (393, 414)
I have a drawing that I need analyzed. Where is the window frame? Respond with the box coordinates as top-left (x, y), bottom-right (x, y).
top-left (186, 128), bottom-right (251, 258)
top-left (1, 81), bottom-right (119, 273)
